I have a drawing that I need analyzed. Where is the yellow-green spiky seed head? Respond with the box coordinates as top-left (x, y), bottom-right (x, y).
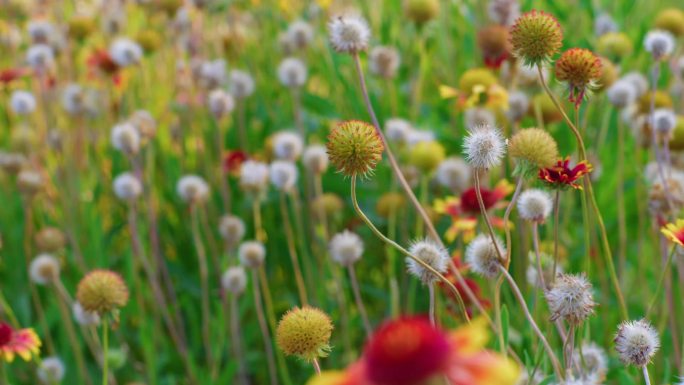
top-left (376, 192), bottom-right (406, 218)
top-left (509, 10), bottom-right (563, 66)
top-left (555, 48), bottom-right (602, 90)
top-left (276, 306), bottom-right (333, 362)
top-left (326, 120), bottom-right (384, 178)
top-left (655, 8), bottom-right (684, 37)
top-left (404, 0), bottom-right (440, 25)
top-left (409, 140), bottom-right (446, 173)
top-left (136, 30), bottom-right (162, 54)
top-left (76, 270), bottom-right (129, 315)
top-left (508, 127), bottom-right (559, 169)
top-left (67, 16), bottom-right (96, 41)
top-left (596, 57), bottom-right (617, 92)
top-left (596, 32), bottom-right (633, 61)
top-left (458, 68), bottom-right (498, 96)
top-left (638, 91), bottom-right (673, 115)
top-left (530, 93), bottom-right (563, 123)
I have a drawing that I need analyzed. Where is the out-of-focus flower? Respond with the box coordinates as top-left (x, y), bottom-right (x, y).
top-left (0, 322), bottom-right (41, 362)
top-left (0, 68), bottom-right (28, 86)
top-left (662, 219), bottom-right (684, 246)
top-left (328, 14), bottom-right (370, 54)
top-left (477, 25), bottom-right (510, 68)
top-left (554, 48), bottom-right (602, 107)
top-left (539, 157), bottom-right (592, 190)
top-left (223, 150), bottom-right (248, 175)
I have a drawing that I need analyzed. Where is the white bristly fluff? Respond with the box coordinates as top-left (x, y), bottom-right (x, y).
top-left (607, 79), bottom-right (637, 108)
top-left (463, 124), bottom-right (506, 170)
top-left (29, 253), bottom-right (60, 285)
top-left (208, 89), bottom-right (235, 119)
top-left (111, 122), bottom-right (141, 155)
top-left (517, 189), bottom-right (553, 222)
top-left (239, 160), bottom-right (269, 194)
top-left (273, 131), bottom-right (304, 161)
top-left (176, 175), bottom-right (210, 204)
top-left (384, 118), bottom-right (413, 143)
top-left (546, 273), bottom-right (595, 324)
top-left (221, 266), bottom-right (248, 294)
top-left (436, 157), bottom-right (471, 193)
top-left (302, 145), bottom-right (329, 174)
top-left (218, 215), bottom-right (246, 246)
top-left (37, 356), bottom-right (66, 384)
top-left (328, 14), bottom-right (371, 54)
top-left (652, 109), bottom-right (677, 137)
top-left (72, 302), bottom-right (101, 326)
top-left (615, 319), bottom-right (660, 367)
top-left (277, 57), bottom-right (307, 88)
top-left (238, 241), bottom-right (266, 269)
top-left (328, 230), bottom-right (364, 266)
top-left (644, 30), bottom-right (675, 61)
top-left (406, 239), bottom-right (449, 284)
top-left (229, 70), bottom-right (255, 99)
top-left (10, 90), bottom-right (36, 115)
top-left (465, 234), bottom-right (505, 279)
top-left (113, 172), bottom-right (142, 201)
top-left (269, 160), bottom-right (299, 191)
top-left (109, 38), bottom-right (143, 67)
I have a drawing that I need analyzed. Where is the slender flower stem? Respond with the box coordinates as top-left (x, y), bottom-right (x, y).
top-left (563, 324), bottom-right (576, 376)
top-left (190, 205), bottom-right (212, 365)
top-left (536, 64), bottom-right (628, 320)
top-left (552, 189), bottom-right (561, 283)
top-left (102, 319), bottom-right (109, 385)
top-left (503, 176), bottom-right (524, 262)
top-left (648, 63), bottom-right (676, 214)
top-left (251, 270), bottom-right (278, 385)
top-left (279, 191), bottom-right (309, 306)
top-left (616, 116), bottom-right (627, 276)
top-left (230, 294), bottom-right (248, 385)
top-left (474, 172), bottom-right (505, 262)
top-left (642, 366), bottom-right (652, 385)
top-left (499, 266), bottom-right (564, 380)
top-left (312, 358), bottom-right (322, 376)
top-left (53, 284), bottom-right (91, 385)
top-left (351, 53), bottom-right (442, 246)
top-left (237, 100), bottom-right (248, 151)
top-left (646, 244), bottom-right (676, 317)
top-left (347, 265), bottom-right (372, 338)
top-left (350, 176), bottom-right (470, 321)
top-left (532, 223), bottom-right (548, 291)
top-left (428, 283), bottom-right (436, 326)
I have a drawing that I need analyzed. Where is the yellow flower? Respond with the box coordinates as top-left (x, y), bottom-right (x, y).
top-left (305, 371), bottom-right (345, 385)
top-left (662, 219), bottom-right (684, 246)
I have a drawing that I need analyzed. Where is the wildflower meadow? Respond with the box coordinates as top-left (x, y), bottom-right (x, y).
top-left (2, 0), bottom-right (684, 384)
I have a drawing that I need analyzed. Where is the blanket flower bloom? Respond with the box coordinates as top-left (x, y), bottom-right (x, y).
top-left (661, 219), bottom-right (684, 246)
top-left (0, 322), bottom-right (41, 362)
top-left (539, 157), bottom-right (592, 190)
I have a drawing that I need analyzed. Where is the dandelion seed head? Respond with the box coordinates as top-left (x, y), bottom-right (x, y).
top-left (462, 124), bottom-right (506, 170)
top-left (644, 30), bottom-right (675, 61)
top-left (29, 253), bottom-right (60, 285)
top-left (113, 172), bottom-right (142, 202)
top-left (111, 122), bottom-right (141, 155)
top-left (329, 230), bottom-right (364, 266)
top-left (238, 241), bottom-right (266, 269)
top-left (615, 319), bottom-right (660, 367)
top-left (436, 157), bottom-right (471, 194)
top-left (546, 273), bottom-right (595, 325)
top-left (328, 14), bottom-right (371, 54)
top-left (518, 189), bottom-right (553, 222)
top-left (176, 175), bottom-right (210, 204)
top-left (406, 239), bottom-right (449, 284)
top-left (221, 266), bottom-right (247, 295)
top-left (465, 233), bottom-right (505, 279)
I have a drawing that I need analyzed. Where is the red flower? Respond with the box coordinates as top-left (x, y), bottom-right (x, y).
top-left (87, 49), bottom-right (120, 76)
top-left (363, 317), bottom-right (451, 385)
top-left (440, 253), bottom-right (491, 317)
top-left (0, 322), bottom-right (41, 362)
top-left (539, 157), bottom-right (592, 190)
top-left (223, 150), bottom-right (248, 175)
top-left (0, 68), bottom-right (28, 85)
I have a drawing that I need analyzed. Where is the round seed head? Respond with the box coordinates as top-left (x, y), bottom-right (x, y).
top-left (326, 120), bottom-right (384, 178)
top-left (487, 0), bottom-right (520, 26)
top-left (239, 160), bottom-right (269, 194)
top-left (572, 342), bottom-right (608, 383)
top-left (594, 13), bottom-right (617, 37)
top-left (273, 131), bottom-right (304, 161)
top-left (436, 157), bottom-right (471, 194)
top-left (111, 122), bottom-right (141, 155)
top-left (35, 227), bottom-right (66, 252)
top-left (653, 109), bottom-right (677, 137)
top-left (72, 302), bottom-right (101, 326)
top-left (409, 140), bottom-right (445, 173)
top-left (328, 14), bottom-right (370, 54)
top-left (229, 70), bottom-right (255, 99)
top-left (10, 90), bottom-right (36, 115)
top-left (465, 233), bottom-right (505, 279)
top-left (218, 215), bottom-right (245, 247)
top-left (406, 239), bottom-right (449, 284)
top-left (517, 189), bottom-right (553, 222)
top-left (607, 79), bottom-right (637, 108)
top-left (403, 0), bottom-right (440, 25)
top-left (384, 118), bottom-right (412, 143)
top-left (644, 30), bottom-right (675, 61)
top-left (555, 48), bottom-right (602, 90)
top-left (597, 32), bottom-right (633, 60)
top-left (238, 241), bottom-right (266, 269)
top-left (207, 89), bottom-right (235, 119)
top-left (302, 145), bottom-right (329, 174)
top-left (17, 169), bottom-right (44, 196)
top-left (113, 172), bottom-right (142, 202)
top-left (509, 10), bottom-right (563, 66)
top-left (221, 266), bottom-right (247, 295)
top-left (369, 45), bottom-right (401, 79)
top-left (277, 57), bottom-right (307, 88)
top-left (109, 38), bottom-right (143, 67)
top-left (546, 273), bottom-right (595, 325)
top-left (176, 175), bottom-right (210, 204)
top-left (614, 319), bottom-right (660, 367)
top-left (507, 91), bottom-right (529, 122)
top-left (508, 127), bottom-right (559, 169)
top-left (286, 20), bottom-right (314, 51)
top-left (276, 306), bottom-right (333, 361)
top-left (29, 253), bottom-right (60, 285)
top-left (655, 8), bottom-right (684, 37)
top-left (37, 356), bottom-right (66, 384)
top-left (76, 270), bottom-right (129, 315)
top-left (462, 124), bottom-right (506, 170)
top-left (269, 160), bottom-right (299, 191)
top-left (329, 230), bottom-right (364, 266)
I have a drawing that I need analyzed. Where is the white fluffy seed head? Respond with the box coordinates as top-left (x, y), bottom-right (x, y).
top-left (463, 124), bottom-right (506, 170)
top-left (111, 122), bottom-right (141, 155)
top-left (436, 157), bottom-right (471, 193)
top-left (17, 169), bottom-right (44, 195)
top-left (27, 20), bottom-right (54, 44)
top-left (328, 14), bottom-right (371, 54)
top-left (239, 160), bottom-right (269, 194)
top-left (29, 253), bottom-right (60, 285)
top-left (129, 110), bottom-right (157, 140)
top-left (109, 38), bottom-right (143, 67)
top-left (238, 241), bottom-right (266, 269)
top-left (10, 90), bottom-right (36, 115)
top-left (644, 30), bottom-right (675, 61)
top-left (487, 0), bottom-right (520, 26)
top-left (113, 172), bottom-right (142, 202)
top-left (329, 230), bottom-right (364, 266)
top-left (208, 89), bottom-right (235, 119)
top-left (405, 129), bottom-right (435, 147)
top-left (302, 145), bottom-right (329, 174)
top-left (573, 342), bottom-right (608, 382)
top-left (615, 319), bottom-right (660, 367)
top-left (607, 79), bottom-right (637, 108)
top-left (221, 266), bottom-right (248, 294)
top-left (197, 59), bottom-right (228, 89)
top-left (622, 72), bottom-right (649, 97)
top-left (218, 215), bottom-right (245, 247)
top-left (72, 302), bottom-right (101, 326)
top-left (229, 70), bottom-right (255, 99)
top-left (594, 13), bottom-right (617, 37)
top-left (465, 107), bottom-right (496, 129)
top-left (273, 131), bottom-right (304, 161)
top-left (465, 234), bottom-right (505, 279)
top-left (406, 239), bottom-right (449, 284)
top-left (176, 175), bottom-right (210, 204)
top-left (385, 118), bottom-right (413, 143)
top-left (507, 91), bottom-right (529, 122)
top-left (546, 273), bottom-right (595, 325)
top-left (652, 109), bottom-right (677, 137)
top-left (26, 44), bottom-right (54, 72)
top-left (269, 160), bottom-right (299, 191)
top-left (287, 20), bottom-right (314, 51)
top-left (369, 45), bottom-right (401, 79)
top-left (37, 356), bottom-right (66, 384)
top-left (517, 189), bottom-right (553, 222)
top-left (277, 57), bottom-right (307, 88)
top-left (62, 84), bottom-right (85, 115)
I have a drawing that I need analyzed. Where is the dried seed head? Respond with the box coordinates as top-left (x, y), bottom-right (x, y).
top-left (176, 175), bottom-right (210, 204)
top-left (29, 253), bottom-right (60, 285)
top-left (286, 20), bottom-right (314, 51)
top-left (594, 13), bottom-right (617, 37)
top-left (644, 30), bottom-right (675, 61)
top-left (517, 189), bottom-right (553, 222)
top-left (111, 122), bottom-right (141, 155)
top-left (273, 131), bottom-right (304, 161)
top-left (436, 157), bottom-right (471, 194)
top-left (238, 241), bottom-right (266, 269)
top-left (406, 239), bottom-right (449, 284)
top-left (72, 302), bottom-right (100, 326)
top-left (487, 0), bottom-right (520, 26)
top-left (508, 127), bottom-right (559, 169)
top-left (302, 145), bottom-right (329, 174)
top-left (218, 215), bottom-right (245, 247)
top-left (276, 306), bottom-right (333, 361)
top-left (477, 24), bottom-right (510, 67)
top-left (509, 10), bottom-right (563, 66)
top-left (607, 79), bottom-right (637, 109)
top-left (465, 233), bottom-right (505, 279)
top-left (507, 91), bottom-right (529, 122)
top-left (269, 160), bottom-right (299, 191)
top-left (277, 57), bottom-right (307, 88)
top-left (113, 172), bottom-right (142, 202)
top-left (326, 120), bottom-right (384, 178)
top-left (329, 230), bottom-right (364, 266)
top-left (37, 356), bottom-right (66, 384)
top-left (17, 169), bottom-right (45, 196)
top-left (221, 266), bottom-right (247, 295)
top-left (239, 160), bottom-right (270, 194)
top-left (384, 118), bottom-right (413, 143)
top-left (369, 46), bottom-right (401, 79)
top-left (615, 319), bottom-right (660, 367)
top-left (10, 90), bottom-right (36, 115)
top-left (546, 273), bottom-right (595, 325)
top-left (129, 110), bottom-right (157, 141)
top-left (328, 14), bottom-right (370, 54)
top-left (229, 70), bottom-right (255, 99)
top-left (652, 108), bottom-right (677, 137)
top-left (572, 342), bottom-right (608, 383)
top-left (109, 38), bottom-right (143, 67)
top-left (465, 108), bottom-right (496, 130)
top-left (597, 32), bottom-right (633, 60)
top-left (76, 270), bottom-right (129, 315)
top-left (35, 227), bottom-right (66, 252)
top-left (462, 124), bottom-right (506, 170)
top-left (207, 89), bottom-right (235, 119)
top-left (375, 192), bottom-right (406, 218)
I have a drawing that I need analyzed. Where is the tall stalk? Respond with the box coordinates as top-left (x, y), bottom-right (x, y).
top-left (347, 265), bottom-right (372, 337)
top-left (190, 204), bottom-right (212, 365)
top-left (279, 191), bottom-right (309, 306)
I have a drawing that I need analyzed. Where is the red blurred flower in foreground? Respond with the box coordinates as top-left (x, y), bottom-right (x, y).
top-left (0, 322), bottom-right (41, 362)
top-left (224, 150), bottom-right (248, 175)
top-left (662, 219), bottom-right (684, 246)
top-left (434, 180), bottom-right (513, 242)
top-left (0, 68), bottom-right (28, 86)
top-left (363, 317), bottom-right (451, 385)
top-left (539, 157), bottom-right (592, 190)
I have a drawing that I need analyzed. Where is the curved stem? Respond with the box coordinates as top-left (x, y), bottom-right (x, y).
top-left (646, 244), bottom-right (676, 317)
top-left (350, 176), bottom-right (470, 321)
top-left (499, 266), bottom-right (564, 380)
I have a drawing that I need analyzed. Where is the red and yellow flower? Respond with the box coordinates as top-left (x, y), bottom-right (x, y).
top-left (539, 157), bottom-right (592, 190)
top-left (662, 219), bottom-right (684, 246)
top-left (0, 322), bottom-right (41, 362)
top-left (434, 180), bottom-right (514, 242)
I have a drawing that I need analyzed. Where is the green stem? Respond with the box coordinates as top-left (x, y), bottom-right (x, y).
top-left (102, 319), bottom-right (109, 385)
top-left (646, 245), bottom-right (676, 317)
